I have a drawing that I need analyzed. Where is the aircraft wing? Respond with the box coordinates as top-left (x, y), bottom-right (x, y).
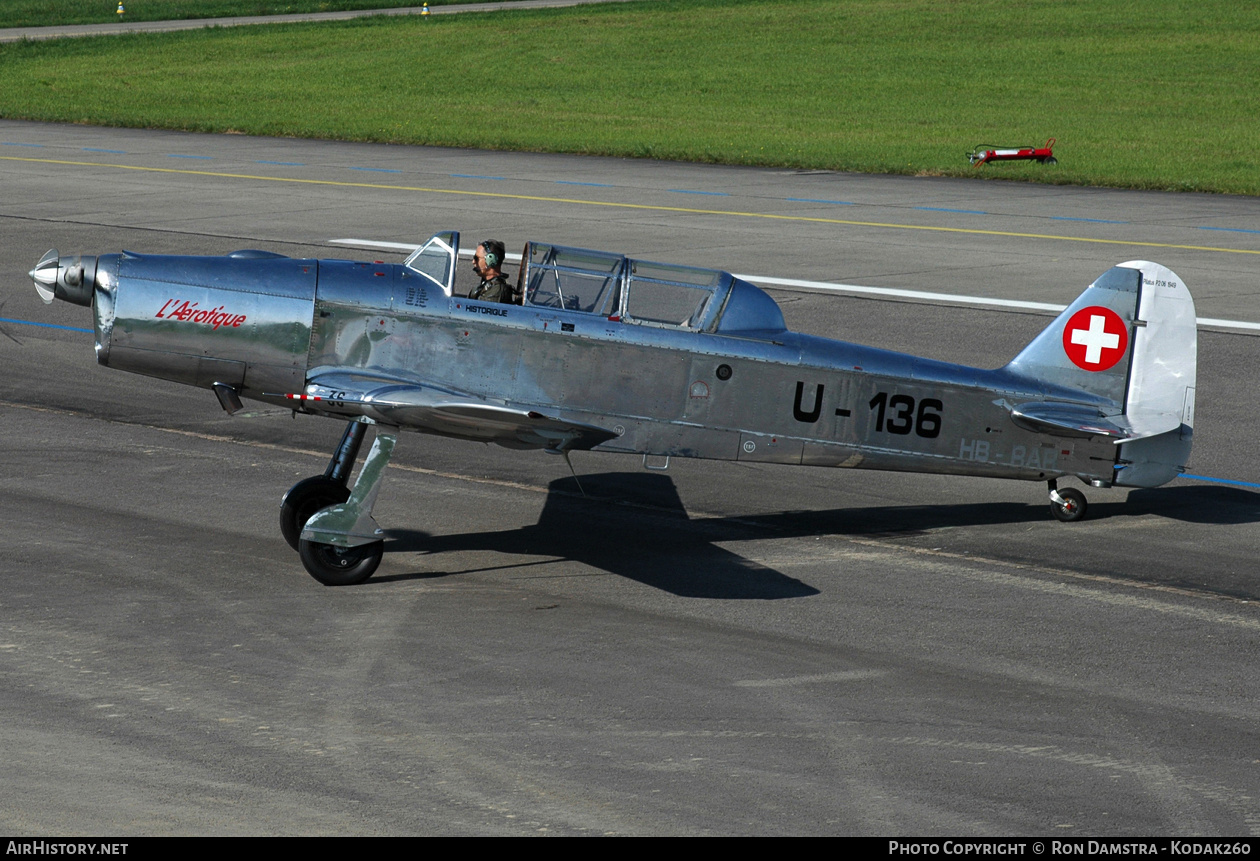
top-left (1009, 401), bottom-right (1183, 443)
top-left (282, 372), bottom-right (620, 452)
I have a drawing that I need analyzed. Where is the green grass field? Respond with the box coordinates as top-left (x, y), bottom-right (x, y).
top-left (5, 1), bottom-right (475, 28)
top-left (2, 0), bottom-right (1257, 194)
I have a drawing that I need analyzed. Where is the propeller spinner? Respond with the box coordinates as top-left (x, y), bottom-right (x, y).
top-left (29, 249), bottom-right (97, 306)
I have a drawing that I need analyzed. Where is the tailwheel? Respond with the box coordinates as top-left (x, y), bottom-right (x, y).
top-left (280, 477), bottom-right (351, 552)
top-left (298, 539), bottom-right (384, 586)
top-left (1049, 486), bottom-right (1087, 522)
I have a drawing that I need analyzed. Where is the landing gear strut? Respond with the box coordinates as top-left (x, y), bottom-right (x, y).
top-left (281, 421), bottom-right (397, 586)
top-left (1048, 479), bottom-right (1087, 522)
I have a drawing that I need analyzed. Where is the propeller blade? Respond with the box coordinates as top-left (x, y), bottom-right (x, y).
top-left (29, 248), bottom-right (60, 304)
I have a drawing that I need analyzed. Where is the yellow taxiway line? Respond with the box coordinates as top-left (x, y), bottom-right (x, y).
top-left (5, 155), bottom-right (1257, 256)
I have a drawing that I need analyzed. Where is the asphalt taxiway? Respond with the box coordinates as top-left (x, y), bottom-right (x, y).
top-left (0, 0), bottom-right (642, 43)
top-left (2, 120), bottom-right (1259, 835)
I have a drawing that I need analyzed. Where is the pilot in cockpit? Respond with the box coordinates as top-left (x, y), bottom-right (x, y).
top-left (469, 239), bottom-right (514, 304)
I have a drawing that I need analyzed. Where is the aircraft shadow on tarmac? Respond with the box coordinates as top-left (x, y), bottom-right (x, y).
top-left (376, 474), bottom-right (1260, 597)
top-left (1118, 485), bottom-right (1260, 524)
top-left (380, 472), bottom-right (819, 599)
top-left (816, 483), bottom-right (1260, 530)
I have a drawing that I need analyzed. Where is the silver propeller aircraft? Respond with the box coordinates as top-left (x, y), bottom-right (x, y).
top-left (29, 231), bottom-right (1197, 585)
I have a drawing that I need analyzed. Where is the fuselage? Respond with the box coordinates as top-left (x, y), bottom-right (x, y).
top-left (89, 250), bottom-right (1121, 486)
top-left (28, 238), bottom-right (1197, 584)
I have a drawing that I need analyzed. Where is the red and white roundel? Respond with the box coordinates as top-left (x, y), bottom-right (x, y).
top-left (1062, 306), bottom-right (1129, 371)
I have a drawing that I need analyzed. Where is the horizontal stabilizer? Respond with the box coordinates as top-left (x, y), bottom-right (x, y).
top-left (1009, 401), bottom-right (1182, 444)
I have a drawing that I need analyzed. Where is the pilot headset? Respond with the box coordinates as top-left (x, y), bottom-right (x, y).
top-left (480, 241), bottom-right (504, 269)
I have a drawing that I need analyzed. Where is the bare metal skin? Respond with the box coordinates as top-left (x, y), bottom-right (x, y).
top-left (31, 231), bottom-right (1197, 585)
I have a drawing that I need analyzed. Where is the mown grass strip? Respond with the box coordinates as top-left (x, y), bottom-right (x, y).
top-left (2, 0), bottom-right (1257, 195)
top-left (4, 1), bottom-right (483, 28)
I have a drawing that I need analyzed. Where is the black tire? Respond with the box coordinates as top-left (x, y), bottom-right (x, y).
top-left (1050, 487), bottom-right (1087, 522)
top-left (1043, 156), bottom-right (1058, 165)
top-left (280, 476), bottom-right (351, 551)
top-left (298, 539), bottom-right (383, 586)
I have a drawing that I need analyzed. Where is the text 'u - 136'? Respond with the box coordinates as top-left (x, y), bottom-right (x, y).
top-left (794, 381), bottom-right (943, 439)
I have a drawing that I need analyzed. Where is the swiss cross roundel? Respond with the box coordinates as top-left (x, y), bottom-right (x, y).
top-left (1062, 306), bottom-right (1129, 371)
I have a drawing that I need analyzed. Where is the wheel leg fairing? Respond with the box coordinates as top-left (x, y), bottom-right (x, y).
top-left (301, 430), bottom-right (397, 548)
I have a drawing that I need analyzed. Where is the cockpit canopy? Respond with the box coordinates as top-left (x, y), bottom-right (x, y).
top-left (403, 230), bottom-right (458, 291)
top-left (404, 232), bottom-right (786, 335)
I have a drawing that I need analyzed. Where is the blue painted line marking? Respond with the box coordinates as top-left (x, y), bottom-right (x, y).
top-left (555, 180), bottom-right (614, 187)
top-left (348, 166), bottom-right (402, 174)
top-left (915, 206), bottom-right (987, 215)
top-left (0, 317), bottom-right (92, 334)
top-left (786, 197), bottom-right (855, 205)
top-left (83, 148), bottom-right (127, 154)
top-left (256, 160), bottom-right (305, 166)
top-left (1181, 474), bottom-right (1260, 490)
top-left (3, 142), bottom-right (44, 147)
top-left (1198, 226), bottom-right (1260, 235)
top-left (167, 154), bottom-right (212, 160)
top-left (451, 173), bottom-right (505, 180)
top-left (1051, 216), bottom-right (1128, 224)
top-left (668, 189), bottom-right (729, 196)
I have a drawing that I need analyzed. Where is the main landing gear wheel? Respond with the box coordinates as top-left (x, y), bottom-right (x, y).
top-left (1050, 487), bottom-right (1087, 522)
top-left (298, 538), bottom-right (384, 586)
top-left (280, 477), bottom-right (351, 551)
top-left (284, 422), bottom-right (395, 586)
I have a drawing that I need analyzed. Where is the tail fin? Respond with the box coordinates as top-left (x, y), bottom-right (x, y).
top-left (1003, 261), bottom-right (1196, 487)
